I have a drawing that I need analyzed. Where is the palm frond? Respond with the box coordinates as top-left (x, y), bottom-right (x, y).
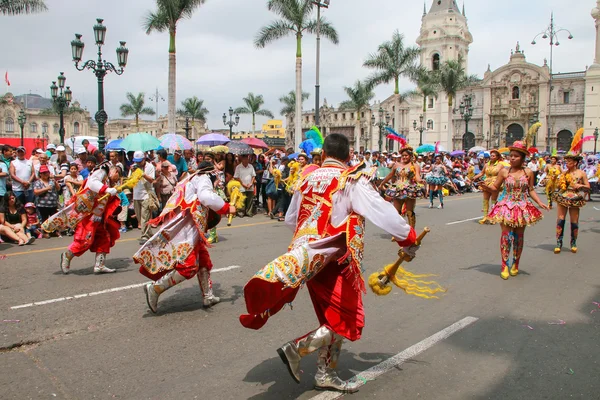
top-left (255, 20), bottom-right (295, 48)
top-left (256, 109), bottom-right (275, 118)
top-left (0, 0), bottom-right (47, 15)
top-left (143, 10), bottom-right (169, 34)
top-left (234, 107), bottom-right (251, 114)
top-left (304, 18), bottom-right (339, 44)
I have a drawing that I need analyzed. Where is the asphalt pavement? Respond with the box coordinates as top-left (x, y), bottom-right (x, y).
top-left (1, 191), bottom-right (599, 400)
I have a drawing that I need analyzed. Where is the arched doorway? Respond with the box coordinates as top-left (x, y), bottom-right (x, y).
top-left (557, 130), bottom-right (572, 152)
top-left (462, 132), bottom-right (475, 151)
top-left (506, 123), bottom-right (524, 146)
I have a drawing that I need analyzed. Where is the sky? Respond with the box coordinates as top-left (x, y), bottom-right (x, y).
top-left (0, 0), bottom-right (595, 133)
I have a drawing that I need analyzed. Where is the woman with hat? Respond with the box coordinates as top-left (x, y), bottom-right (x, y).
top-left (473, 149), bottom-right (504, 224)
top-left (425, 154), bottom-right (449, 209)
top-left (552, 142), bottom-right (590, 254)
top-left (542, 155), bottom-right (561, 209)
top-left (378, 146), bottom-right (424, 228)
top-left (481, 141), bottom-right (549, 280)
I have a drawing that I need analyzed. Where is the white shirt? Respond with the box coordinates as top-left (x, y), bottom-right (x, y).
top-left (185, 174), bottom-right (226, 211)
top-left (11, 158), bottom-right (33, 191)
top-left (34, 163), bottom-right (56, 178)
top-left (132, 162), bottom-right (156, 201)
top-left (234, 163), bottom-right (256, 192)
top-left (527, 161), bottom-right (539, 172)
top-left (364, 158), bottom-right (373, 168)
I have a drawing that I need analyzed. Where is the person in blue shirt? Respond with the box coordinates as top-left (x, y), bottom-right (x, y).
top-left (167, 150), bottom-right (188, 180)
top-left (80, 156), bottom-right (97, 180)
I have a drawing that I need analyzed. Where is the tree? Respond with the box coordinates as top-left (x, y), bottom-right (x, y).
top-left (0, 0), bottom-right (47, 15)
top-left (178, 96), bottom-right (208, 138)
top-left (438, 56), bottom-right (479, 149)
top-left (279, 90), bottom-right (309, 116)
top-left (339, 80), bottom-right (374, 150)
top-left (119, 92), bottom-right (155, 129)
top-left (143, 0), bottom-right (205, 133)
top-left (411, 67), bottom-right (440, 144)
top-left (235, 93), bottom-right (274, 136)
top-left (363, 30), bottom-right (420, 138)
top-left (256, 0), bottom-right (338, 150)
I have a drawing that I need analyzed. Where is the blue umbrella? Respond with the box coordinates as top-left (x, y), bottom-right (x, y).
top-left (105, 139), bottom-right (124, 150)
top-left (415, 144), bottom-right (435, 154)
top-left (196, 133), bottom-right (231, 147)
top-left (288, 153), bottom-right (299, 160)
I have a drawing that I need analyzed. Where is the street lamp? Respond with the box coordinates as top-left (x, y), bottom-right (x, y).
top-left (70, 134), bottom-right (76, 156)
top-left (50, 72), bottom-right (72, 145)
top-left (371, 107), bottom-right (391, 153)
top-left (183, 116), bottom-right (191, 140)
top-left (594, 127), bottom-right (599, 154)
top-left (72, 18), bottom-right (129, 152)
top-left (312, 0), bottom-right (330, 130)
top-left (413, 114), bottom-right (432, 146)
top-left (17, 109), bottom-right (26, 147)
top-left (458, 94), bottom-right (473, 150)
top-left (223, 107), bottom-right (240, 139)
top-left (532, 13), bottom-right (573, 152)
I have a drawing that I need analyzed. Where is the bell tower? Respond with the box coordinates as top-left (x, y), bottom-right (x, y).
top-left (416, 0), bottom-right (473, 72)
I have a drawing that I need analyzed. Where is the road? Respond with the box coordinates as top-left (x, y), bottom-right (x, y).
top-left (1, 192), bottom-right (599, 400)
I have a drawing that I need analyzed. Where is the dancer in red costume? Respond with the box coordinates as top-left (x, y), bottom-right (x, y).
top-left (240, 134), bottom-right (419, 393)
top-left (134, 162), bottom-right (235, 313)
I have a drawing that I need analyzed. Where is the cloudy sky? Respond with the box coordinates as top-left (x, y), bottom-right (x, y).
top-left (0, 0), bottom-right (595, 132)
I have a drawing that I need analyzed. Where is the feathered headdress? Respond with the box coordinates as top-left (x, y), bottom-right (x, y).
top-left (434, 141), bottom-right (440, 155)
top-left (525, 122), bottom-right (542, 149)
top-left (300, 126), bottom-right (324, 155)
top-left (385, 127), bottom-right (407, 148)
top-left (565, 128), bottom-right (590, 160)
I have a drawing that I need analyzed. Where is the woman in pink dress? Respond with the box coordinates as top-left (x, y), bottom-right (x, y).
top-left (482, 141), bottom-right (549, 280)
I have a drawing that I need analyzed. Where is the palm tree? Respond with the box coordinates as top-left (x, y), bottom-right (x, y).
top-left (143, 0), bottom-right (206, 133)
top-left (178, 96), bottom-right (208, 138)
top-left (279, 90), bottom-right (309, 116)
top-left (363, 30), bottom-right (420, 136)
top-left (0, 0), bottom-right (47, 15)
top-left (256, 0), bottom-right (339, 150)
top-left (339, 80), bottom-right (374, 150)
top-left (235, 93), bottom-right (274, 136)
top-left (411, 67), bottom-right (440, 145)
top-left (438, 56), bottom-right (479, 149)
top-left (119, 92), bottom-right (155, 129)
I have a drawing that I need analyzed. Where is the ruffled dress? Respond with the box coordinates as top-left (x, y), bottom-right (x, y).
top-left (425, 164), bottom-right (448, 185)
top-left (385, 164), bottom-right (424, 200)
top-left (488, 173), bottom-right (543, 227)
top-left (552, 173), bottom-right (587, 208)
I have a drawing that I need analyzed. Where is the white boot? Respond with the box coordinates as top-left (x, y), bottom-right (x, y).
top-left (143, 270), bottom-right (187, 313)
top-left (314, 340), bottom-right (360, 393)
top-left (93, 253), bottom-right (115, 274)
top-left (60, 250), bottom-right (73, 275)
top-left (198, 268), bottom-right (220, 308)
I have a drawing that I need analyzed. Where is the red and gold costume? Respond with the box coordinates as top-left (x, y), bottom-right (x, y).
top-left (240, 158), bottom-right (416, 392)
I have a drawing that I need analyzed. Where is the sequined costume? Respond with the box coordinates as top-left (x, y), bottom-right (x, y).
top-left (488, 174), bottom-right (543, 228)
top-left (240, 159), bottom-right (416, 393)
top-left (552, 172), bottom-right (587, 209)
top-left (43, 165), bottom-right (121, 275)
top-left (544, 165), bottom-right (561, 207)
top-left (425, 164), bottom-right (448, 186)
top-left (207, 170), bottom-right (227, 244)
top-left (134, 172), bottom-right (230, 312)
top-left (386, 164), bottom-right (424, 200)
top-left (478, 160), bottom-right (504, 224)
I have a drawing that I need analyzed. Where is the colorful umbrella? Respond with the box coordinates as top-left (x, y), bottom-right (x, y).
top-left (105, 139), bottom-right (124, 150)
top-left (208, 145), bottom-right (229, 154)
top-left (227, 141), bottom-right (254, 155)
top-left (415, 144), bottom-right (435, 154)
top-left (376, 167), bottom-right (391, 179)
top-left (196, 133), bottom-right (231, 147)
top-left (159, 133), bottom-right (193, 151)
top-left (120, 132), bottom-right (161, 152)
top-left (242, 137), bottom-right (269, 149)
top-left (528, 147), bottom-right (539, 155)
top-left (469, 146), bottom-right (486, 153)
top-left (450, 150), bottom-right (465, 157)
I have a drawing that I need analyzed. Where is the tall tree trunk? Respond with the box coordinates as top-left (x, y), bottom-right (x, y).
top-left (394, 77), bottom-right (400, 152)
top-left (135, 114), bottom-right (139, 129)
top-left (252, 113), bottom-right (256, 138)
top-left (168, 30), bottom-right (177, 133)
top-left (447, 95), bottom-right (453, 151)
top-left (294, 34), bottom-right (303, 152)
top-left (355, 112), bottom-right (361, 151)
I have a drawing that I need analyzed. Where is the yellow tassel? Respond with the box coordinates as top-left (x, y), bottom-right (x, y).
top-left (272, 168), bottom-right (282, 187)
top-left (369, 263), bottom-right (446, 298)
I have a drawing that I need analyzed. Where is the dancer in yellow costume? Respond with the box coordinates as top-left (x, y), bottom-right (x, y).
top-left (473, 150), bottom-right (504, 224)
top-left (543, 155), bottom-right (561, 209)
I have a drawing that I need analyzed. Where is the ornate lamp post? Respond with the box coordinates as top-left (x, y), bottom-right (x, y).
top-left (70, 134), bottom-right (76, 156)
top-left (413, 114), bottom-right (432, 146)
top-left (458, 94), bottom-right (473, 149)
top-left (594, 127), bottom-right (599, 154)
top-left (370, 106), bottom-right (391, 153)
top-left (223, 107), bottom-right (240, 139)
top-left (532, 13), bottom-right (573, 152)
top-left (71, 18), bottom-right (129, 152)
top-left (17, 109), bottom-right (26, 147)
top-left (183, 116), bottom-right (191, 140)
top-left (50, 72), bottom-right (72, 144)
top-left (312, 0), bottom-right (330, 130)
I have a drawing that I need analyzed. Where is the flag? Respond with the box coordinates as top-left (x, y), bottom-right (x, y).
top-left (4, 71), bottom-right (9, 86)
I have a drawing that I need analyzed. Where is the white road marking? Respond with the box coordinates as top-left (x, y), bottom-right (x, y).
top-left (9, 265), bottom-right (242, 310)
top-left (446, 216), bottom-right (483, 225)
top-left (309, 316), bottom-right (479, 400)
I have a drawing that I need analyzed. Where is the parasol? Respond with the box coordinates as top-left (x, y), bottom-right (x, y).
top-left (159, 133), bottom-right (193, 151)
top-left (376, 167), bottom-right (391, 179)
top-left (120, 132), bottom-right (161, 152)
top-left (208, 145), bottom-right (229, 154)
top-left (196, 133), bottom-right (231, 147)
top-left (528, 147), bottom-right (539, 155)
top-left (469, 146), bottom-right (486, 153)
top-left (105, 139), bottom-right (124, 150)
top-left (242, 137), bottom-right (269, 149)
top-left (415, 144), bottom-right (435, 154)
top-left (450, 150), bottom-right (465, 157)
top-left (227, 141), bottom-right (254, 155)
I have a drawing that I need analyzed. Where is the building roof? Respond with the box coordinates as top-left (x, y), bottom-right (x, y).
top-left (428, 0), bottom-right (461, 15)
top-left (14, 94), bottom-right (53, 110)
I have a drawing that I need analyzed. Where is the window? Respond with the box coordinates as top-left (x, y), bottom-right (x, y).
top-left (512, 86), bottom-right (520, 100)
top-left (334, 114), bottom-right (338, 120)
top-left (30, 122), bottom-right (38, 133)
top-left (361, 112), bottom-right (365, 118)
top-left (342, 113), bottom-right (346, 119)
top-left (5, 118), bottom-right (14, 133)
top-left (428, 97), bottom-right (434, 108)
top-left (563, 91), bottom-right (570, 104)
top-left (42, 123), bottom-right (48, 134)
top-left (350, 113), bottom-right (354, 119)
top-left (73, 121), bottom-right (80, 135)
top-left (432, 54), bottom-right (440, 71)
top-left (53, 124), bottom-right (59, 134)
